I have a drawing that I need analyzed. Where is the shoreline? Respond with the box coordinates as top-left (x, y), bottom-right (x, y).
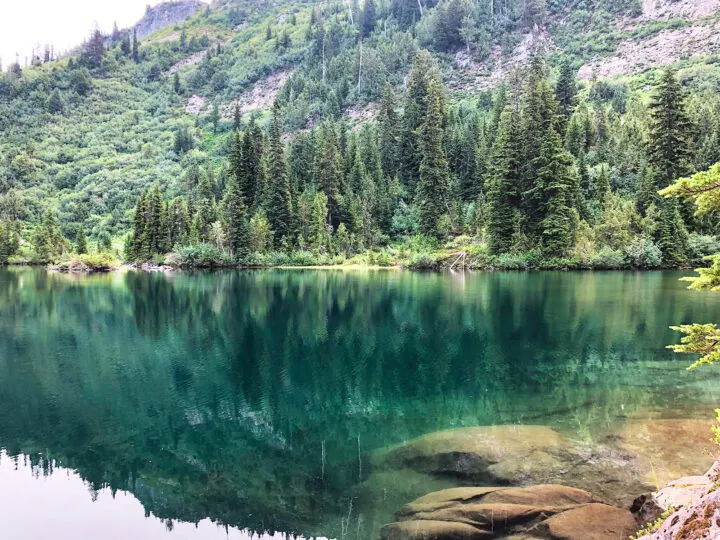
top-left (3, 261), bottom-right (694, 274)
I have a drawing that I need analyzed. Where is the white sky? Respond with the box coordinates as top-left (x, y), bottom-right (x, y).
top-left (0, 0), bottom-right (167, 69)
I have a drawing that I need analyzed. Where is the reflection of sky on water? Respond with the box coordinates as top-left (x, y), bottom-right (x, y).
top-left (0, 451), bottom-right (327, 540)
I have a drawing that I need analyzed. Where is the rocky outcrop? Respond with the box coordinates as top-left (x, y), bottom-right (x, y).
top-left (633, 459), bottom-right (720, 539)
top-left (134, 1), bottom-right (204, 40)
top-left (380, 484), bottom-right (639, 540)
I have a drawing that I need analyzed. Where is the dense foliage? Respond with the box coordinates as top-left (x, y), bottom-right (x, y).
top-left (1, 0), bottom-right (719, 268)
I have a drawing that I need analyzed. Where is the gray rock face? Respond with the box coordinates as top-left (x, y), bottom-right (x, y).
top-left (634, 459), bottom-right (720, 540)
top-left (134, 1), bottom-right (204, 39)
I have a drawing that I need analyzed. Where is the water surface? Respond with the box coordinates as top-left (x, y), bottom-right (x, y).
top-left (1, 268), bottom-right (719, 539)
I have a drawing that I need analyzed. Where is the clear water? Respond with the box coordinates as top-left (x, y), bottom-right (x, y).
top-left (1, 268), bottom-right (719, 539)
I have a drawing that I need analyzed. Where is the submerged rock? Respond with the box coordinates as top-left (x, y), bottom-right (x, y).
top-left (615, 418), bottom-right (717, 487)
top-left (380, 484), bottom-right (638, 540)
top-left (374, 425), bottom-right (650, 507)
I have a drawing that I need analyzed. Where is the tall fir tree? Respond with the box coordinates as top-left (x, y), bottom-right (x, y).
top-left (377, 85), bottom-right (399, 180)
top-left (416, 78), bottom-right (451, 239)
top-left (536, 127), bottom-right (577, 256)
top-left (265, 102), bottom-right (293, 245)
top-left (554, 60), bottom-right (577, 119)
top-left (75, 225), bottom-right (88, 254)
top-left (361, 0), bottom-right (377, 37)
top-left (317, 124), bottom-right (345, 228)
top-left (399, 51), bottom-right (441, 192)
top-left (223, 175), bottom-right (250, 257)
top-left (487, 108), bottom-right (522, 254)
top-left (648, 68), bottom-right (693, 188)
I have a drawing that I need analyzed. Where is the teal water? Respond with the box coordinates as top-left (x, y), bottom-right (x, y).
top-left (1, 268), bottom-right (720, 539)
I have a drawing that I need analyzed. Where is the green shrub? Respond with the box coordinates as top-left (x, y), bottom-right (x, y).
top-left (54, 252), bottom-right (119, 272)
top-left (407, 251), bottom-right (443, 269)
top-left (624, 237), bottom-right (662, 268)
top-left (688, 234), bottom-right (720, 262)
top-left (591, 246), bottom-right (627, 269)
top-left (175, 243), bottom-right (234, 267)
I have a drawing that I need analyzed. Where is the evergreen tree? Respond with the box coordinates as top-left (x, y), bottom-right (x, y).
top-left (636, 166), bottom-right (660, 216)
top-left (317, 125), bottom-right (345, 228)
top-left (83, 28), bottom-right (105, 69)
top-left (648, 68), bottom-right (693, 188)
top-left (377, 85), bottom-right (399, 179)
top-left (487, 108), bottom-right (522, 254)
top-left (194, 174), bottom-right (217, 242)
top-left (555, 60), bottom-right (577, 119)
top-left (416, 78), bottom-right (451, 239)
top-left (223, 175), bottom-right (250, 257)
top-left (399, 51), bottom-right (441, 191)
top-left (75, 225), bottom-right (88, 254)
top-left (132, 29), bottom-right (139, 62)
top-left (210, 103), bottom-right (220, 133)
top-left (167, 197), bottom-right (190, 248)
top-left (0, 220), bottom-right (20, 262)
top-left (519, 55), bottom-right (560, 239)
top-left (233, 102), bottom-right (241, 131)
top-left (536, 127), bottom-right (577, 256)
top-left (657, 197), bottom-right (689, 264)
top-left (361, 0), bottom-right (377, 37)
top-left (131, 191), bottom-right (148, 260)
top-left (173, 72), bottom-right (182, 94)
top-left (265, 102), bottom-right (293, 245)
top-left (33, 209), bottom-right (67, 262)
top-left (595, 164), bottom-right (611, 203)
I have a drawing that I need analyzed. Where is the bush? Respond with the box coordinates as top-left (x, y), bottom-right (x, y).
top-left (174, 243), bottom-right (234, 267)
top-left (53, 252), bottom-right (119, 272)
top-left (495, 252), bottom-right (531, 269)
top-left (407, 251), bottom-right (443, 269)
top-left (688, 234), bottom-right (720, 262)
top-left (624, 236), bottom-right (662, 268)
top-left (591, 246), bottom-right (627, 268)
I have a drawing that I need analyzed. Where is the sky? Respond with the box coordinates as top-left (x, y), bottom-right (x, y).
top-left (0, 0), bottom-right (167, 69)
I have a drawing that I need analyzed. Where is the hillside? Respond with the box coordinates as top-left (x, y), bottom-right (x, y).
top-left (1, 0), bottom-right (720, 268)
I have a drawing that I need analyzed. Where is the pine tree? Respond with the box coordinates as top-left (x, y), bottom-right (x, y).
top-left (210, 103), bottom-right (220, 133)
top-left (361, 0), bottom-right (377, 37)
top-left (265, 102), bottom-right (293, 246)
top-left (131, 191), bottom-right (148, 260)
top-left (648, 68), bottom-right (693, 188)
top-left (173, 72), bottom-right (182, 94)
top-left (233, 102), bottom-right (241, 131)
top-left (636, 166), bottom-right (660, 216)
top-left (33, 209), bottom-right (67, 262)
top-left (595, 164), bottom-right (611, 203)
top-left (195, 174), bottom-right (217, 242)
top-left (75, 225), bottom-right (88, 254)
top-left (223, 175), bottom-right (250, 257)
top-left (317, 125), bottom-right (344, 228)
top-left (399, 51), bottom-right (441, 191)
top-left (487, 108), bottom-right (521, 254)
top-left (132, 29), bottom-right (139, 62)
top-left (555, 60), bottom-right (577, 119)
top-left (416, 78), bottom-right (451, 239)
top-left (536, 127), bottom-right (577, 257)
top-left (0, 220), bottom-right (20, 262)
top-left (377, 85), bottom-right (399, 179)
top-left (519, 55), bottom-right (560, 239)
top-left (657, 197), bottom-right (689, 264)
top-left (145, 184), bottom-right (166, 254)
top-left (83, 28), bottom-right (105, 69)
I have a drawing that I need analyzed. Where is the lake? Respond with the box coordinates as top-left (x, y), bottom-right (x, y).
top-left (1, 268), bottom-right (719, 539)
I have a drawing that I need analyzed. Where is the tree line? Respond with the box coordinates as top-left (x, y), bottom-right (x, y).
top-left (128, 50), bottom-right (716, 267)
